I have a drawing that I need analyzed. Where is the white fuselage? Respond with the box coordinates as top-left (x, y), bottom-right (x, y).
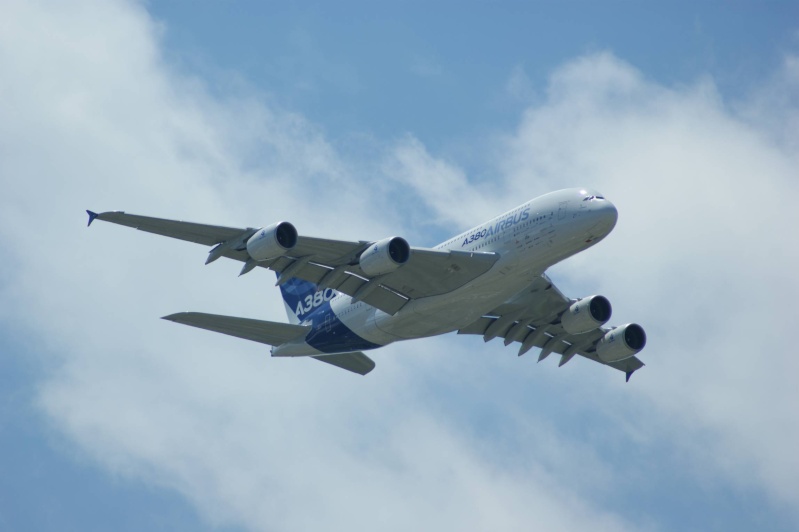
top-left (277, 188), bottom-right (618, 356)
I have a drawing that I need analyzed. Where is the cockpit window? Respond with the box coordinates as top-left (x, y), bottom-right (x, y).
top-left (582, 195), bottom-right (606, 201)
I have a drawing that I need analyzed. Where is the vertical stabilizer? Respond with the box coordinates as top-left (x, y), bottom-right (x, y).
top-left (277, 274), bottom-right (321, 324)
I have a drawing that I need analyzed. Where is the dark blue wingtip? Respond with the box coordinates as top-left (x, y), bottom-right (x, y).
top-left (625, 370), bottom-right (634, 383)
top-left (86, 210), bottom-right (99, 227)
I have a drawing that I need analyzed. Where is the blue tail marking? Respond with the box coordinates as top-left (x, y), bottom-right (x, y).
top-left (278, 275), bottom-right (322, 322)
top-left (277, 273), bottom-right (381, 353)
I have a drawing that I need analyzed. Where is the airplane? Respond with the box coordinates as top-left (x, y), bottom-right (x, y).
top-left (86, 188), bottom-right (646, 380)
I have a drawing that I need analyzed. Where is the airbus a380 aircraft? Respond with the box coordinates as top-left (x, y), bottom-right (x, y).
top-left (87, 188), bottom-right (647, 380)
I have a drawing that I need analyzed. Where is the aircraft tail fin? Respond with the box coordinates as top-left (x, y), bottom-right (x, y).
top-left (277, 273), bottom-right (320, 324)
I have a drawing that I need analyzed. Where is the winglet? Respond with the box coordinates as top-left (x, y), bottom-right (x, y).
top-left (86, 210), bottom-right (99, 227)
top-left (625, 370), bottom-right (634, 383)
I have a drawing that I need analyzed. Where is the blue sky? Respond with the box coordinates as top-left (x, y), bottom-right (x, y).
top-left (1, 1), bottom-right (798, 531)
top-left (149, 2), bottom-right (796, 151)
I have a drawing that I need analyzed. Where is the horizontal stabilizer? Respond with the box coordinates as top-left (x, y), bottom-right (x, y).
top-left (312, 352), bottom-right (376, 375)
top-left (162, 312), bottom-right (310, 346)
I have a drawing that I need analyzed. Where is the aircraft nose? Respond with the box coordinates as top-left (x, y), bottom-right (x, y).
top-left (602, 198), bottom-right (618, 225)
top-left (589, 197), bottom-right (618, 236)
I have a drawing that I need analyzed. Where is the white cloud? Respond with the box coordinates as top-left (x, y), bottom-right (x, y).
top-left (735, 53), bottom-right (799, 155)
top-left (0, 1), bottom-right (643, 531)
top-left (2, 2), bottom-right (798, 531)
top-left (498, 51), bottom-right (799, 509)
top-left (381, 135), bottom-right (508, 231)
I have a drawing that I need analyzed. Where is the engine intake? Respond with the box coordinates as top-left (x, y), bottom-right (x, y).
top-left (595, 323), bottom-right (647, 363)
top-left (561, 295), bottom-right (612, 334)
top-left (246, 221), bottom-right (298, 261)
top-left (359, 237), bottom-right (410, 276)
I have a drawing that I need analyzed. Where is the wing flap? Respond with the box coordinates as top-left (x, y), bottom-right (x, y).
top-left (331, 274), bottom-right (408, 315)
top-left (162, 312), bottom-right (310, 346)
top-left (487, 275), bottom-right (570, 322)
top-left (457, 316), bottom-right (493, 336)
top-left (274, 259), bottom-right (330, 284)
top-left (312, 351), bottom-right (376, 375)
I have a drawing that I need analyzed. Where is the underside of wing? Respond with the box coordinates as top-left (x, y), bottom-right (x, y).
top-left (89, 211), bottom-right (500, 315)
top-left (457, 275), bottom-right (646, 381)
top-left (88, 211), bottom-right (366, 267)
top-left (360, 249), bottom-right (499, 299)
top-left (88, 211), bottom-right (255, 247)
top-left (272, 248), bottom-right (499, 314)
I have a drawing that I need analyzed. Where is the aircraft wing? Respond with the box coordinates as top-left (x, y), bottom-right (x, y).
top-left (276, 247), bottom-right (498, 315)
top-left (456, 275), bottom-right (645, 380)
top-left (86, 211), bottom-right (363, 266)
top-left (88, 211), bottom-right (499, 315)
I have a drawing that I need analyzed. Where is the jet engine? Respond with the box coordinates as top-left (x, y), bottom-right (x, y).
top-left (595, 323), bottom-right (647, 363)
top-left (359, 237), bottom-right (410, 276)
top-left (560, 295), bottom-right (612, 335)
top-left (246, 221), bottom-right (298, 261)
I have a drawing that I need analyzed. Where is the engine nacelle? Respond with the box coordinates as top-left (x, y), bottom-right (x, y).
top-left (359, 237), bottom-right (410, 276)
top-left (595, 323), bottom-right (647, 363)
top-left (246, 221), bottom-right (298, 261)
top-left (561, 295), bottom-right (612, 335)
